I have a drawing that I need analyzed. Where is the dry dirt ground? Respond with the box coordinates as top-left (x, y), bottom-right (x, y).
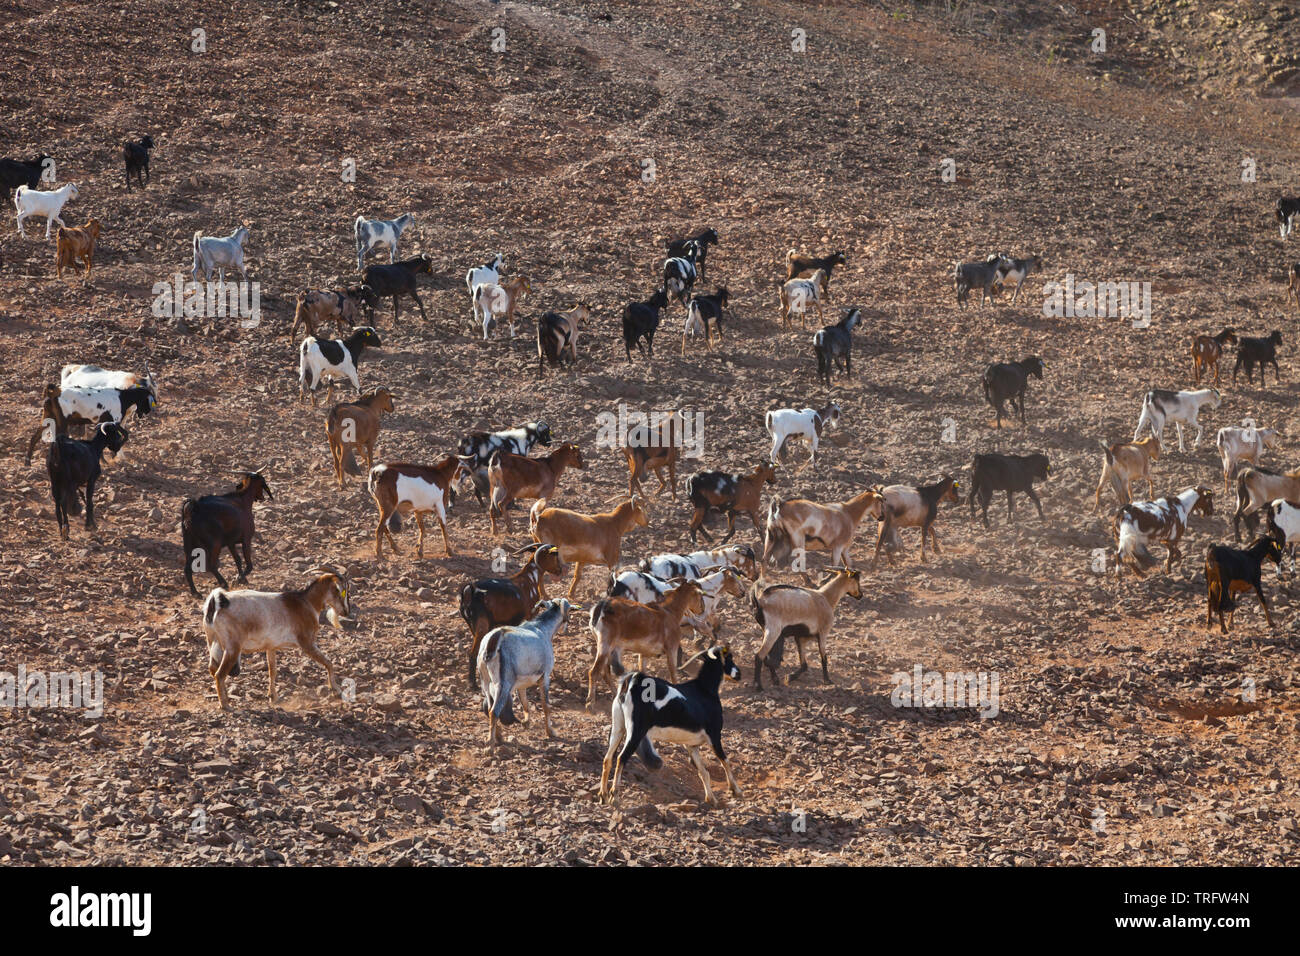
top-left (1, 0), bottom-right (1298, 866)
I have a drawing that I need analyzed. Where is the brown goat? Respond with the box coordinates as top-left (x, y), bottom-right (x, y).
top-left (586, 579), bottom-right (705, 707)
top-left (623, 410), bottom-right (684, 500)
top-left (530, 495), bottom-right (650, 597)
top-left (291, 288), bottom-right (364, 339)
top-left (487, 442), bottom-right (586, 535)
top-left (1288, 264), bottom-right (1300, 311)
top-left (368, 456), bottom-right (466, 559)
top-left (1191, 328), bottom-right (1237, 386)
top-left (763, 488), bottom-right (885, 573)
top-left (325, 387), bottom-right (395, 487)
top-left (55, 219), bottom-right (101, 278)
top-left (872, 476), bottom-right (960, 566)
top-left (1092, 437), bottom-right (1160, 512)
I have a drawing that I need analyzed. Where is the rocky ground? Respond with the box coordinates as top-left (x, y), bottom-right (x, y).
top-left (0, 0), bottom-right (1298, 865)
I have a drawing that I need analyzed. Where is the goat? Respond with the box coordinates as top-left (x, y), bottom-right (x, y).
top-left (1266, 498), bottom-right (1300, 576)
top-left (686, 463), bottom-right (777, 545)
top-left (298, 326), bottom-right (382, 406)
top-left (622, 288), bottom-right (671, 362)
top-left (992, 255), bottom-right (1042, 305)
top-left (486, 442), bottom-right (586, 535)
top-left (1112, 486), bottom-right (1214, 577)
top-left (459, 544), bottom-right (567, 687)
top-left (478, 599), bottom-right (578, 749)
top-left (639, 545), bottom-right (758, 582)
top-left (779, 269), bottom-right (828, 329)
top-left (587, 580), bottom-right (705, 707)
top-left (181, 471), bottom-right (273, 596)
top-left (1288, 264), bottom-right (1300, 311)
top-left (1232, 465), bottom-right (1300, 540)
top-left (355, 213), bottom-right (414, 271)
top-left (763, 489), bottom-right (884, 572)
top-left (1205, 539), bottom-right (1282, 634)
top-left (15, 183), bottom-right (79, 239)
top-left (0, 153), bottom-right (48, 203)
top-left (667, 228), bottom-right (720, 279)
top-left (46, 422), bottom-right (129, 539)
top-left (682, 287), bottom-right (730, 354)
top-left (598, 645), bottom-right (743, 807)
top-left (1092, 437), bottom-right (1160, 512)
top-left (872, 476), bottom-right (961, 566)
top-left (967, 452), bottom-right (1050, 527)
top-left (750, 568), bottom-right (862, 689)
top-left (765, 403), bottom-right (840, 467)
top-left (368, 457), bottom-right (465, 559)
top-left (662, 249), bottom-right (699, 306)
top-left (1191, 328), bottom-right (1237, 386)
top-left (954, 254), bottom-right (1004, 308)
top-left (1133, 387), bottom-right (1221, 452)
top-left (530, 496), bottom-right (650, 598)
top-left (785, 249), bottom-right (847, 290)
top-left (465, 252), bottom-right (505, 295)
top-left (122, 135), bottom-right (153, 191)
top-left (54, 219), bottom-right (101, 279)
top-left (325, 387), bottom-right (395, 487)
top-left (1234, 330), bottom-right (1283, 385)
top-left (472, 275), bottom-right (531, 339)
top-left (290, 288), bottom-right (365, 340)
top-left (202, 569), bottom-right (350, 710)
top-left (360, 254), bottom-right (433, 324)
top-left (1216, 425), bottom-right (1282, 496)
top-left (1277, 196), bottom-right (1300, 239)
top-left (982, 356), bottom-right (1045, 428)
top-left (623, 410), bottom-right (684, 500)
top-left (456, 420), bottom-right (552, 507)
top-left (191, 225), bottom-right (249, 284)
top-left (537, 302), bottom-right (589, 373)
top-left (813, 308), bottom-right (860, 385)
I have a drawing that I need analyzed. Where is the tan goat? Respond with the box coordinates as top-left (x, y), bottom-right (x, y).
top-left (530, 495), bottom-right (650, 597)
top-left (325, 387), bottom-right (395, 487)
top-left (1092, 437), bottom-right (1160, 512)
top-left (586, 579), bottom-right (705, 707)
top-left (763, 489), bottom-right (885, 574)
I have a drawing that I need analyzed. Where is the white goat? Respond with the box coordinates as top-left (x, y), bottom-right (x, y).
top-left (765, 403), bottom-right (841, 466)
top-left (191, 226), bottom-right (250, 284)
top-left (1216, 425), bottom-right (1282, 495)
top-left (15, 183), bottom-right (79, 239)
top-left (1133, 387), bottom-right (1221, 452)
top-left (355, 213), bottom-right (414, 271)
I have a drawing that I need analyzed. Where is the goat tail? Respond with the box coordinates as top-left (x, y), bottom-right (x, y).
top-left (1096, 440), bottom-right (1115, 467)
top-left (202, 589), bottom-right (229, 627)
top-left (786, 248), bottom-right (798, 262)
top-left (1117, 523), bottom-right (1158, 570)
top-left (341, 448), bottom-right (363, 476)
top-left (529, 498), bottom-right (547, 538)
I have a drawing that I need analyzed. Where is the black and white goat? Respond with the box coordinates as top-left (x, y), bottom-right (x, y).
top-left (813, 307), bottom-right (861, 385)
top-left (298, 326), bottom-right (382, 406)
top-left (598, 644), bottom-right (743, 807)
top-left (682, 287), bottom-right (729, 354)
top-left (1277, 197), bottom-right (1300, 240)
top-left (662, 247), bottom-right (699, 306)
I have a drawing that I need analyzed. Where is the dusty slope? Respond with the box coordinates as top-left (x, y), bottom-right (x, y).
top-left (0, 0), bottom-right (1298, 865)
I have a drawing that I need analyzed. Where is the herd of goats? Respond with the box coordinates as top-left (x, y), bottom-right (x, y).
top-left (7, 138), bottom-right (1300, 806)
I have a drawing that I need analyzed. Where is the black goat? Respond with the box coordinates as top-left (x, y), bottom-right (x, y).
top-left (1233, 330), bottom-right (1282, 385)
top-left (982, 355), bottom-right (1045, 428)
top-left (623, 287), bottom-right (671, 362)
top-left (968, 452), bottom-right (1049, 527)
top-left (123, 135), bottom-right (153, 191)
top-left (666, 228), bottom-right (719, 279)
top-left (1205, 537), bottom-right (1282, 634)
top-left (682, 287), bottom-right (730, 352)
top-left (0, 154), bottom-right (48, 203)
top-left (786, 249), bottom-right (847, 288)
top-left (360, 254), bottom-right (433, 324)
top-left (181, 472), bottom-right (273, 597)
top-left (46, 422), bottom-right (129, 540)
top-left (813, 306), bottom-right (861, 385)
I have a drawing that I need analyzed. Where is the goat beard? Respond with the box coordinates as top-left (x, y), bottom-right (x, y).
top-left (325, 607), bottom-right (341, 627)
